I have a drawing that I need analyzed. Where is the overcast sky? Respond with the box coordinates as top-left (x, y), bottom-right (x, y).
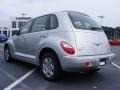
top-left (0, 0), bottom-right (120, 27)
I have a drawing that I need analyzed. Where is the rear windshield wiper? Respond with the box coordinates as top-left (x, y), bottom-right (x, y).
top-left (91, 27), bottom-right (102, 31)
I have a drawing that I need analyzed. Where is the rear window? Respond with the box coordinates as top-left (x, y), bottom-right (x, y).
top-left (68, 12), bottom-right (102, 31)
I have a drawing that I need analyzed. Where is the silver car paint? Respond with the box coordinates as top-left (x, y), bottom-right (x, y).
top-left (5, 11), bottom-right (115, 71)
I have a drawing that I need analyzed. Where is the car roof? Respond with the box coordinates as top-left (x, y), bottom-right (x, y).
top-left (36, 11), bottom-right (89, 17)
top-left (61, 11), bottom-right (89, 16)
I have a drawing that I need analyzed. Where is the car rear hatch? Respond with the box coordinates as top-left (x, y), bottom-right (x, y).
top-left (73, 30), bottom-right (111, 56)
top-left (67, 11), bottom-right (111, 56)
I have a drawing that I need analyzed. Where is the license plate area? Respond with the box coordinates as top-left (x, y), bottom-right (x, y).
top-left (100, 58), bottom-right (107, 66)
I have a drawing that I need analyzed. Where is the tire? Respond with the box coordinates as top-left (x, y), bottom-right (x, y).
top-left (40, 52), bottom-right (61, 81)
top-left (4, 46), bottom-right (13, 62)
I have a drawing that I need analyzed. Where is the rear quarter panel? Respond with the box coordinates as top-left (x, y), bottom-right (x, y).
top-left (36, 12), bottom-right (78, 65)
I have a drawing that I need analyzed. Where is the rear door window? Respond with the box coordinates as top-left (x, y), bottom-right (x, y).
top-left (31, 15), bottom-right (48, 32)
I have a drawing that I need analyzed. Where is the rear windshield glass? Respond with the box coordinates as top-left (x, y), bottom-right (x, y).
top-left (68, 12), bottom-right (102, 31)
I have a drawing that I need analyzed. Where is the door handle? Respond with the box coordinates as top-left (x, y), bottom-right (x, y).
top-left (40, 35), bottom-right (47, 38)
top-left (43, 36), bottom-right (47, 38)
top-left (23, 37), bottom-right (26, 39)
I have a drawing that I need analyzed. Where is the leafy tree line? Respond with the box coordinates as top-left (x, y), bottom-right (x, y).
top-left (102, 26), bottom-right (120, 40)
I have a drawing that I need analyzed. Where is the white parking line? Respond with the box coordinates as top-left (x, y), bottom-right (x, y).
top-left (0, 67), bottom-right (31, 90)
top-left (112, 63), bottom-right (120, 70)
top-left (3, 67), bottom-right (37, 90)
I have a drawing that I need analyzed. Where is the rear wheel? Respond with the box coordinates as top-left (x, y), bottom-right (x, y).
top-left (4, 46), bottom-right (13, 62)
top-left (40, 52), bottom-right (61, 81)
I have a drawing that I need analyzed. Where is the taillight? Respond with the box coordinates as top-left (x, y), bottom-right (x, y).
top-left (60, 42), bottom-right (75, 55)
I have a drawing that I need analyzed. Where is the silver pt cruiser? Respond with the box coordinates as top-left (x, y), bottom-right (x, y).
top-left (4, 11), bottom-right (115, 81)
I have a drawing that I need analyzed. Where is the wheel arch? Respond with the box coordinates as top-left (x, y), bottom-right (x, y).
top-left (39, 47), bottom-right (62, 69)
top-left (4, 43), bottom-right (9, 49)
top-left (4, 40), bottom-right (16, 58)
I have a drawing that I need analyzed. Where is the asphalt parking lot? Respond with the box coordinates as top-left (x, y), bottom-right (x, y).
top-left (0, 43), bottom-right (120, 90)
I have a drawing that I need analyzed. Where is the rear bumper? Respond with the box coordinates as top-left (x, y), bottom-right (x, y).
top-left (60, 53), bottom-right (115, 71)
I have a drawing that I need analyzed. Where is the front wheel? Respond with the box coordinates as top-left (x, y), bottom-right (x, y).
top-left (40, 52), bottom-right (61, 81)
top-left (4, 46), bottom-right (13, 62)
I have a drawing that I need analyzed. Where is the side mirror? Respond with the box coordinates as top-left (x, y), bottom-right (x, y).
top-left (16, 30), bottom-right (20, 35)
